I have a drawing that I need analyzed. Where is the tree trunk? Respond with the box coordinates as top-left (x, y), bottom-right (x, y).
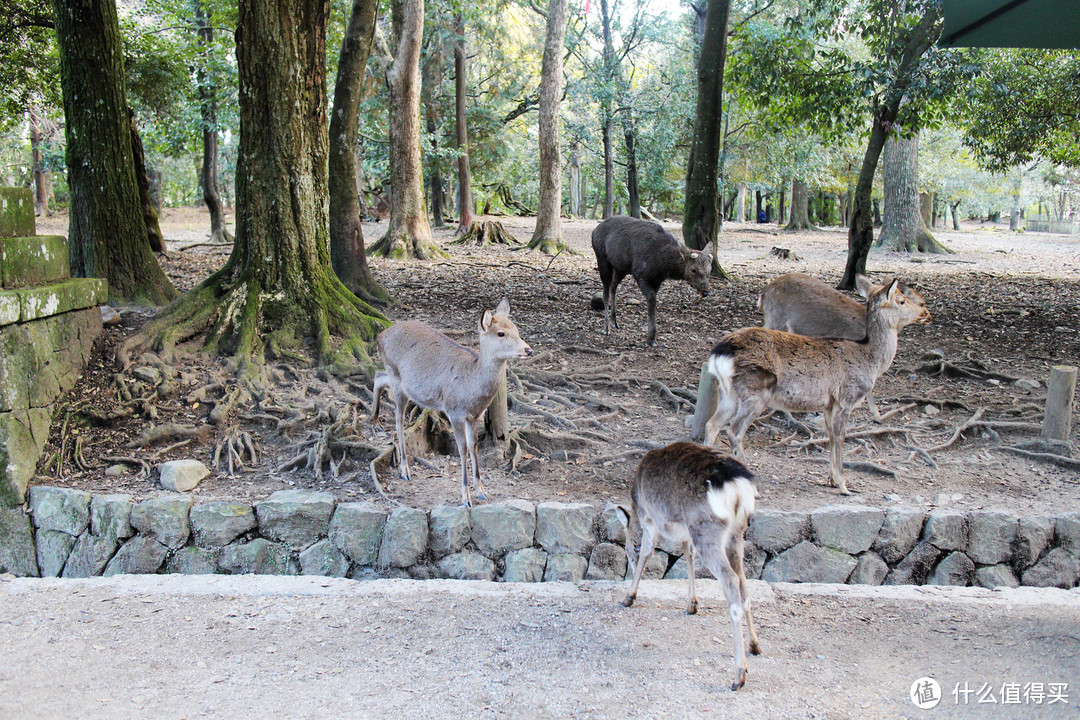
top-left (624, 112), bottom-right (641, 219)
top-left (425, 97), bottom-right (445, 228)
top-left (527, 0), bottom-right (569, 255)
top-left (139, 0), bottom-right (386, 368)
top-left (454, 13), bottom-right (474, 235)
top-left (600, 0), bottom-right (615, 220)
top-left (877, 132), bottom-right (950, 253)
top-left (602, 119), bottom-right (615, 219)
top-left (370, 0), bottom-right (441, 259)
top-left (785, 178), bottom-right (816, 230)
top-left (52, 0), bottom-right (176, 305)
top-left (194, 0), bottom-right (232, 247)
top-left (920, 192), bottom-right (933, 228)
top-left (1010, 176), bottom-right (1022, 230)
top-left (569, 146), bottom-right (581, 216)
top-left (329, 0), bottom-right (387, 304)
top-left (128, 110), bottom-right (167, 254)
top-left (29, 110), bottom-right (51, 217)
top-left (951, 201), bottom-right (961, 230)
top-left (777, 187), bottom-right (786, 225)
top-left (736, 183), bottom-right (745, 223)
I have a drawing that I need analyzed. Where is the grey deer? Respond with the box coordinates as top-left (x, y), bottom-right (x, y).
top-left (592, 215), bottom-right (713, 346)
top-left (372, 299), bottom-right (532, 507)
top-left (706, 276), bottom-right (931, 495)
top-left (617, 441), bottom-right (761, 691)
top-left (759, 272), bottom-right (882, 420)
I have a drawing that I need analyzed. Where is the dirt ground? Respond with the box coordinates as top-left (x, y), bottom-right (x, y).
top-left (2, 573), bottom-right (1078, 719)
top-left (32, 208), bottom-right (1080, 515)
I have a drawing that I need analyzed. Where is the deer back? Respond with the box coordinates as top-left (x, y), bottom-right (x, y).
top-left (760, 273), bottom-right (868, 340)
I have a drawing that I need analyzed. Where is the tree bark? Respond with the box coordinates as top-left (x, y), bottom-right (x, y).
top-left (527, 0), bottom-right (569, 255)
top-left (785, 177), bottom-right (816, 230)
top-left (624, 111), bottom-right (641, 219)
top-left (877, 131), bottom-right (950, 253)
top-left (128, 109), bottom-right (167, 254)
top-left (329, 0), bottom-right (387, 304)
top-left (736, 183), bottom-right (745, 223)
top-left (453, 13), bottom-right (474, 235)
top-left (52, 0), bottom-right (176, 305)
top-left (194, 0), bottom-right (232, 247)
top-left (600, 0), bottom-right (615, 220)
top-left (1010, 176), bottom-right (1022, 230)
top-left (568, 145), bottom-right (581, 216)
top-left (423, 58), bottom-right (445, 229)
top-left (29, 109), bottom-right (51, 217)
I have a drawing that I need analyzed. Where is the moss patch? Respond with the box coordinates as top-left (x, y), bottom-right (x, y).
top-left (0, 188), bottom-right (35, 239)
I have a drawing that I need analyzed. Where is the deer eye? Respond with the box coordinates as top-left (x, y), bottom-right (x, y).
top-left (497, 331), bottom-right (506, 337)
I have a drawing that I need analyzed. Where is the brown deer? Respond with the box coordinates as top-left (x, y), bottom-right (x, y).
top-left (617, 441), bottom-right (761, 691)
top-left (707, 277), bottom-right (931, 494)
top-left (372, 299), bottom-right (532, 506)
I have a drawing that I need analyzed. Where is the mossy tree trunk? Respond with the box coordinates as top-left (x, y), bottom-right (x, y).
top-left (194, 0), bottom-right (233, 247)
top-left (52, 0), bottom-right (176, 305)
top-left (527, 0), bottom-right (569, 255)
top-left (877, 131), bottom-right (951, 253)
top-left (127, 109), bottom-right (166, 254)
top-left (785, 178), bottom-right (817, 231)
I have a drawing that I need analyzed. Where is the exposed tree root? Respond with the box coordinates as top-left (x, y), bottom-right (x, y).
top-left (214, 426), bottom-right (258, 477)
top-left (127, 423), bottom-right (209, 449)
top-left (804, 457), bottom-right (906, 481)
top-left (452, 221), bottom-right (521, 246)
top-left (991, 446), bottom-right (1080, 471)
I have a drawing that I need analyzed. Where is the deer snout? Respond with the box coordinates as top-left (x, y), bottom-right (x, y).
top-left (521, 345), bottom-right (533, 357)
top-left (919, 311), bottom-right (932, 324)
top-left (700, 289), bottom-right (709, 299)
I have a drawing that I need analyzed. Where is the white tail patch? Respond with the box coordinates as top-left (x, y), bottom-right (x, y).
top-left (706, 476), bottom-right (756, 526)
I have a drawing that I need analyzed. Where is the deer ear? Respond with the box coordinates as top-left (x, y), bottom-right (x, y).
top-left (690, 252), bottom-right (700, 260)
top-left (855, 274), bottom-right (874, 299)
top-left (480, 309), bottom-right (493, 332)
top-left (495, 298), bottom-right (511, 317)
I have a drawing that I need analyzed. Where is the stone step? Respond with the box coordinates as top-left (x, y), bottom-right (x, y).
top-left (0, 188), bottom-right (35, 239)
top-left (0, 278), bottom-right (108, 327)
top-left (1, 235), bottom-right (70, 288)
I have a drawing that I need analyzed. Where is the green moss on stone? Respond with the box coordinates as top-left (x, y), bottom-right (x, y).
top-left (0, 189), bottom-right (34, 239)
top-left (19, 278), bottom-right (108, 322)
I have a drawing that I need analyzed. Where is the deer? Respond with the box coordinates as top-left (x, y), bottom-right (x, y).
top-left (372, 298), bottom-right (532, 507)
top-left (706, 276), bottom-right (931, 495)
top-left (616, 441), bottom-right (761, 691)
top-left (759, 273), bottom-right (883, 421)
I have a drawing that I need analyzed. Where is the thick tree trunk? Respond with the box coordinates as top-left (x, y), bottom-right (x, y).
top-left (52, 0), bottom-right (176, 305)
top-left (329, 0), bottom-right (387, 304)
top-left (194, 0), bottom-right (232, 247)
top-left (527, 0), bottom-right (569, 255)
top-left (129, 110), bottom-right (166, 254)
top-left (877, 132), bottom-right (950, 253)
top-left (454, 14), bottom-right (474, 235)
top-left (785, 177), bottom-right (816, 231)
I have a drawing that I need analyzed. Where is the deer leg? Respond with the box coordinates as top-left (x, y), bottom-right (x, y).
top-left (695, 527), bottom-right (749, 692)
top-left (637, 279), bottom-right (660, 346)
top-left (372, 371), bottom-right (388, 427)
top-left (392, 390), bottom-right (411, 483)
top-left (729, 531), bottom-right (760, 655)
top-left (684, 540), bottom-right (698, 615)
top-left (622, 522), bottom-right (657, 608)
top-left (608, 274), bottom-right (623, 330)
top-left (865, 393), bottom-right (881, 423)
top-left (825, 404), bottom-right (852, 495)
top-left (464, 420), bottom-right (486, 501)
top-left (726, 397), bottom-right (767, 460)
top-left (449, 417), bottom-right (471, 507)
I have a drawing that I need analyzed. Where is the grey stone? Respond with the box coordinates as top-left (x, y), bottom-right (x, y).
top-left (165, 547), bottom-right (220, 575)
top-left (378, 507), bottom-right (428, 568)
top-left (1022, 548), bottom-right (1080, 589)
top-left (1016, 516), bottom-right (1055, 569)
top-left (348, 566), bottom-right (380, 581)
top-left (429, 505), bottom-right (471, 559)
top-left (90, 494), bottom-right (133, 543)
top-left (28, 486), bottom-right (90, 536)
top-left (585, 542), bottom-right (627, 580)
top-left (811, 505), bottom-right (885, 554)
top-left (975, 564), bottom-right (1020, 589)
top-left (666, 554), bottom-right (714, 580)
top-left (103, 536), bottom-right (168, 575)
top-left (35, 529), bottom-right (74, 577)
top-left (873, 508), bottom-right (926, 564)
top-left (503, 548), bottom-right (547, 583)
top-left (884, 542), bottom-right (941, 585)
top-left (626, 550), bottom-right (669, 581)
top-left (967, 511), bottom-right (1017, 565)
top-left (131, 496), bottom-right (193, 549)
top-left (928, 551), bottom-right (975, 586)
top-left (923, 510), bottom-right (968, 551)
top-left (190, 502), bottom-right (257, 547)
top-left (254, 490), bottom-right (335, 551)
top-left (599, 502), bottom-right (629, 544)
top-left (760, 541), bottom-right (856, 584)
top-left (62, 533), bottom-right (118, 578)
top-left (656, 531), bottom-right (685, 557)
top-left (218, 539), bottom-right (297, 575)
top-left (328, 502), bottom-right (385, 566)
top-left (543, 553), bottom-right (588, 582)
top-left (747, 510), bottom-right (810, 553)
top-left (535, 502), bottom-right (597, 555)
top-left (438, 552), bottom-right (495, 580)
top-left (849, 552), bottom-right (888, 586)
top-left (470, 500), bottom-right (535, 557)
top-left (132, 366), bottom-right (163, 385)
top-left (0, 506), bottom-right (38, 576)
top-left (299, 539), bottom-right (350, 577)
top-left (159, 459), bottom-right (210, 492)
top-left (1056, 512), bottom-right (1080, 555)
top-left (744, 542), bottom-right (766, 580)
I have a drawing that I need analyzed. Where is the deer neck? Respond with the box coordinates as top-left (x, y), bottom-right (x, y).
top-left (864, 309), bottom-right (900, 376)
top-left (475, 350), bottom-right (507, 395)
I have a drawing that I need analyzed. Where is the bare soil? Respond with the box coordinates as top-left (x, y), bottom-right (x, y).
top-left (32, 208), bottom-right (1080, 515)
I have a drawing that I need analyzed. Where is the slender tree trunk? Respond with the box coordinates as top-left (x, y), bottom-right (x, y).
top-left (569, 146), bottom-right (581, 216)
top-left (454, 13), bottom-right (474, 235)
top-left (736, 183), bottom-right (745, 223)
top-left (128, 110), bottom-right (166, 254)
top-left (599, 0), bottom-right (616, 220)
top-left (624, 112), bottom-right (640, 219)
top-left (602, 120), bottom-right (614, 218)
top-left (194, 0), bottom-right (232, 247)
top-left (1010, 176), bottom-right (1022, 230)
top-left (527, 0), bottom-right (569, 254)
top-left (52, 0), bottom-right (176, 304)
top-left (951, 201), bottom-right (960, 230)
top-left (424, 62), bottom-right (445, 228)
top-left (29, 110), bottom-right (51, 217)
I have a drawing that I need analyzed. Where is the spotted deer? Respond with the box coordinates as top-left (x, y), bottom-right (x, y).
top-left (372, 299), bottom-right (532, 506)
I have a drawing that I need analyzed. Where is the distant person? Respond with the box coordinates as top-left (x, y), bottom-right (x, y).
top-left (757, 210), bottom-right (767, 223)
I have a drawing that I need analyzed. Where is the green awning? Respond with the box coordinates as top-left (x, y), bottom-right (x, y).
top-left (940, 0), bottom-right (1080, 48)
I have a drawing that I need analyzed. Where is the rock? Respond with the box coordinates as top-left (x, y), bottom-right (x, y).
top-left (103, 536), bottom-right (168, 575)
top-left (328, 503), bottom-right (386, 566)
top-left (590, 291), bottom-right (605, 312)
top-left (62, 533), bottom-right (118, 578)
top-left (966, 511), bottom-right (1017, 565)
top-left (218, 539), bottom-right (296, 575)
top-left (923, 404), bottom-right (940, 416)
top-left (665, 554), bottom-right (714, 580)
top-left (158, 459), bottom-right (210, 492)
top-left (28, 486), bottom-right (90, 536)
top-left (656, 531), bottom-right (685, 557)
top-left (0, 506), bottom-right (39, 576)
top-left (131, 495), bottom-right (193, 549)
top-left (377, 507), bottom-right (428, 568)
top-left (884, 542), bottom-right (941, 585)
top-left (438, 552), bottom-right (495, 581)
top-left (1014, 378), bottom-right (1040, 391)
top-left (747, 510), bottom-right (810, 553)
top-left (598, 502), bottom-right (629, 544)
top-left (35, 529), bottom-right (74, 577)
top-left (91, 494), bottom-right (133, 543)
top-left (299, 539), bottom-right (350, 577)
top-left (585, 542), bottom-right (627, 581)
top-left (975, 564), bottom-right (1020, 589)
top-left (470, 500), bottom-right (535, 557)
top-left (503, 548), bottom-right (548, 583)
top-left (928, 551), bottom-right (975, 586)
top-left (349, 566), bottom-right (380, 581)
top-left (1054, 512), bottom-right (1080, 556)
top-left (535, 502), bottom-right (597, 555)
top-left (1016, 516), bottom-right (1055, 569)
top-left (543, 553), bottom-right (588, 582)
top-left (760, 541), bottom-right (856, 584)
top-left (190, 502), bottom-right (257, 547)
top-left (849, 552), bottom-right (888, 586)
top-left (132, 366), bottom-right (163, 385)
top-left (873, 508), bottom-right (926, 565)
top-left (254, 490), bottom-right (335, 552)
top-left (744, 542), bottom-right (766, 580)
top-left (1022, 548), bottom-right (1079, 589)
top-left (811, 505), bottom-right (885, 554)
top-left (100, 305), bottom-right (121, 326)
top-left (165, 547), bottom-right (220, 575)
top-left (923, 510), bottom-right (967, 551)
top-left (627, 550), bottom-right (669, 581)
top-left (104, 465), bottom-right (127, 476)
top-left (428, 505), bottom-right (471, 560)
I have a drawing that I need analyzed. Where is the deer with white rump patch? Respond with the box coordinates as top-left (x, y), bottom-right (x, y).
top-left (372, 299), bottom-right (532, 507)
top-left (707, 276), bottom-right (931, 495)
top-left (617, 441), bottom-right (761, 691)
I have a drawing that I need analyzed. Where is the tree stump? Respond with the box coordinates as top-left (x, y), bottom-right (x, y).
top-left (1043, 365), bottom-right (1077, 452)
top-left (687, 360), bottom-right (718, 442)
top-left (452, 220), bottom-right (521, 246)
top-left (483, 371), bottom-right (510, 460)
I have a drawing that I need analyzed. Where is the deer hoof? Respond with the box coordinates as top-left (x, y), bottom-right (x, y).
top-left (731, 670), bottom-right (746, 692)
top-left (750, 641), bottom-right (762, 656)
top-left (687, 601), bottom-right (698, 615)
top-left (621, 595), bottom-right (635, 608)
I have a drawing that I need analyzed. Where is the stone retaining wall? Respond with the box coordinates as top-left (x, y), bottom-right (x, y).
top-left (2, 488), bottom-right (1078, 590)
